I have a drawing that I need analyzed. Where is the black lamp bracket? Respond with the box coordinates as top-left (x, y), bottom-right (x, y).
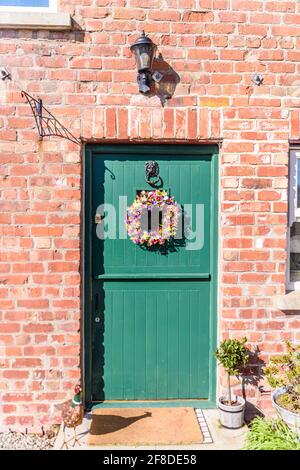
top-left (137, 71), bottom-right (152, 94)
top-left (137, 70), bottom-right (163, 94)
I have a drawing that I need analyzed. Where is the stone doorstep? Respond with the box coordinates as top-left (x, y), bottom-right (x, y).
top-left (53, 409), bottom-right (248, 451)
top-left (0, 12), bottom-right (71, 30)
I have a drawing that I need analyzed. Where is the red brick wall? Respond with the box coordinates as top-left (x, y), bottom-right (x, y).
top-left (1, 0), bottom-right (300, 431)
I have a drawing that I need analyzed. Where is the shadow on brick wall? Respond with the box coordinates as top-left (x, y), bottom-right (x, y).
top-left (241, 346), bottom-right (266, 424)
top-left (149, 54), bottom-right (180, 106)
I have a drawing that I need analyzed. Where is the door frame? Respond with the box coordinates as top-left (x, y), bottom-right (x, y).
top-left (83, 144), bottom-right (219, 409)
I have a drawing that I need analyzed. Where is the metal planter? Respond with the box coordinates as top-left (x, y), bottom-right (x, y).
top-left (272, 387), bottom-right (300, 437)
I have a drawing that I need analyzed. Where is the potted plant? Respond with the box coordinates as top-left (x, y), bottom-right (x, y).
top-left (264, 341), bottom-right (300, 437)
top-left (215, 337), bottom-right (248, 429)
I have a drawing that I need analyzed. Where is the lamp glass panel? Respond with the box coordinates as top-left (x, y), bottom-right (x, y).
top-left (139, 52), bottom-right (151, 70)
top-left (134, 44), bottom-right (154, 71)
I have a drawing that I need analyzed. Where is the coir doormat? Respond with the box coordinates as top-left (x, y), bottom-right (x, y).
top-left (87, 407), bottom-right (203, 446)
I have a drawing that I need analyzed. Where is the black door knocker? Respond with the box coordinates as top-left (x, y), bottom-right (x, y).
top-left (145, 161), bottom-right (160, 187)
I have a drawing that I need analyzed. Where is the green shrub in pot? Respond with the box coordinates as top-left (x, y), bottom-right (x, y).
top-left (215, 337), bottom-right (248, 405)
top-left (215, 337), bottom-right (248, 428)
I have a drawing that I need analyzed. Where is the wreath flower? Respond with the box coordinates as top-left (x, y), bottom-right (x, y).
top-left (126, 189), bottom-right (180, 248)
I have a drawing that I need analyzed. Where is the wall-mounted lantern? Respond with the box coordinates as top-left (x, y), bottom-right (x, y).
top-left (130, 31), bottom-right (163, 94)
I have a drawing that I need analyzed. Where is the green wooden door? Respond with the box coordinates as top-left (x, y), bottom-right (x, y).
top-left (85, 145), bottom-right (218, 406)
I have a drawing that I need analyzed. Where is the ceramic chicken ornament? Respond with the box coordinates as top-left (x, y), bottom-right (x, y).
top-left (60, 384), bottom-right (84, 449)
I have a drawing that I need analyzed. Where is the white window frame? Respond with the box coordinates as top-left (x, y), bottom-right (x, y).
top-left (0, 0), bottom-right (57, 12)
top-left (287, 149), bottom-right (300, 290)
top-left (0, 0), bottom-right (71, 30)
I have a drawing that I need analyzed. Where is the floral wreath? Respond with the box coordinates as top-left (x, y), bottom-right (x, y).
top-left (126, 189), bottom-right (180, 248)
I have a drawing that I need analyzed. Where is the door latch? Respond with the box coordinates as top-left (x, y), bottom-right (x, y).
top-left (95, 213), bottom-right (104, 224)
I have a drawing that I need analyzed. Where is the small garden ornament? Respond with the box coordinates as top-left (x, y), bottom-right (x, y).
top-left (60, 384), bottom-right (84, 449)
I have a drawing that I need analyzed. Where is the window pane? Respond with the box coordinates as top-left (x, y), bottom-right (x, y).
top-left (290, 221), bottom-right (300, 281)
top-left (0, 0), bottom-right (49, 6)
top-left (297, 159), bottom-right (300, 208)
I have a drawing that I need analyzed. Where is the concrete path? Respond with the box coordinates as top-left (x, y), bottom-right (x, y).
top-left (54, 409), bottom-right (248, 450)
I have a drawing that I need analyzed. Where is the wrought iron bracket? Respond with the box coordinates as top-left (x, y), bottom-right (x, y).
top-left (21, 90), bottom-right (81, 145)
top-left (1, 68), bottom-right (11, 81)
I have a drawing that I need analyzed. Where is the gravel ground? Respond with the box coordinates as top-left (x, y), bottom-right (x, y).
top-left (0, 430), bottom-right (57, 450)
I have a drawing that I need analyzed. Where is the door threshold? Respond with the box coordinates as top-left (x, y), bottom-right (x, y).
top-left (90, 399), bottom-right (216, 410)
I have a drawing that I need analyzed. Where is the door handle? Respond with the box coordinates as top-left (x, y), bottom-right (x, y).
top-left (94, 293), bottom-right (100, 323)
